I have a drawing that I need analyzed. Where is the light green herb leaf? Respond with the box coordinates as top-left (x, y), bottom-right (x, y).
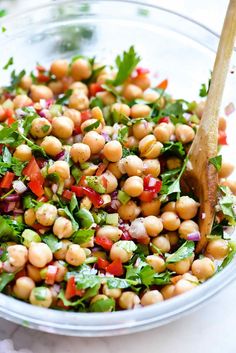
top-left (209, 155), bottom-right (222, 172)
top-left (3, 57), bottom-right (13, 70)
top-left (72, 229), bottom-right (95, 245)
top-left (116, 240), bottom-right (137, 253)
top-left (0, 272), bottom-right (15, 292)
top-left (89, 297), bottom-right (115, 312)
top-left (42, 234), bottom-right (62, 253)
top-left (166, 241), bottom-right (195, 263)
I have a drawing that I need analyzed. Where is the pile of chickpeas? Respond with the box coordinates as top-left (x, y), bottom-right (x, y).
top-left (0, 55), bottom-right (235, 311)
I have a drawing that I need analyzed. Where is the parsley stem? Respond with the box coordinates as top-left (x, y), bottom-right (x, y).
top-left (0, 188), bottom-right (14, 200)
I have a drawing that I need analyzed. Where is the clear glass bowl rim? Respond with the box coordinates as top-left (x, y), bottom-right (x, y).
top-left (0, 0), bottom-right (235, 337)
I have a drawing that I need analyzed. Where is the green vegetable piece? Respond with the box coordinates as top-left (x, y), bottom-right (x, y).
top-left (0, 273), bottom-right (15, 292)
top-left (72, 229), bottom-right (95, 245)
top-left (92, 210), bottom-right (107, 225)
top-left (0, 9), bottom-right (7, 17)
top-left (89, 297), bottom-right (115, 312)
top-left (42, 234), bottom-right (62, 253)
top-left (0, 216), bottom-right (24, 242)
top-left (23, 194), bottom-right (36, 209)
top-left (71, 166), bottom-right (82, 184)
top-left (84, 119), bottom-right (100, 132)
top-left (56, 89), bottom-right (73, 105)
top-left (118, 190), bottom-right (131, 205)
top-left (32, 287), bottom-right (48, 301)
top-left (217, 241), bottom-right (236, 272)
top-left (86, 176), bottom-right (106, 193)
top-left (106, 277), bottom-right (130, 289)
top-left (117, 126), bottom-right (128, 143)
top-left (22, 229), bottom-right (41, 247)
top-left (161, 141), bottom-right (186, 158)
top-left (67, 265), bottom-right (100, 290)
top-left (106, 213), bottom-right (119, 226)
top-left (89, 97), bottom-right (104, 109)
top-left (76, 208), bottom-right (94, 228)
top-left (209, 155), bottom-right (222, 172)
top-left (3, 57), bottom-right (13, 70)
top-left (49, 104), bottom-right (63, 117)
top-left (108, 46), bottom-right (141, 86)
top-left (115, 240), bottom-right (137, 252)
top-left (166, 241), bottom-right (195, 264)
top-left (218, 186), bottom-right (236, 225)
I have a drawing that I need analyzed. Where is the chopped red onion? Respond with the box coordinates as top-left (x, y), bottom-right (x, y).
top-left (201, 212), bottom-right (206, 219)
top-left (13, 209), bottom-right (24, 215)
top-left (55, 150), bottom-right (65, 160)
top-left (38, 110), bottom-right (47, 118)
top-left (225, 102), bottom-right (235, 116)
top-left (110, 199), bottom-right (121, 211)
top-left (73, 134), bottom-right (83, 143)
top-left (2, 201), bottom-right (16, 213)
top-left (12, 180), bottom-right (27, 194)
top-left (51, 184), bottom-right (58, 194)
top-left (101, 132), bottom-right (111, 142)
top-left (4, 194), bottom-right (20, 202)
top-left (15, 108), bottom-right (27, 118)
top-left (187, 231), bottom-right (201, 241)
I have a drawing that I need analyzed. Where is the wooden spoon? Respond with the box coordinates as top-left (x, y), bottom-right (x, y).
top-left (181, 0), bottom-right (236, 253)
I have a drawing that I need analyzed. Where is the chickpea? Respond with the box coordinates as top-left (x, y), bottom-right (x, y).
top-left (175, 124), bottom-right (195, 144)
top-left (102, 141), bottom-right (123, 162)
top-left (119, 291), bottom-right (140, 309)
top-left (91, 106), bottom-right (104, 124)
top-left (161, 284), bottom-right (175, 299)
top-left (27, 264), bottom-right (42, 282)
top-left (48, 81), bottom-right (64, 95)
top-left (132, 121), bottom-right (153, 140)
top-left (191, 258), bottom-right (215, 280)
top-left (0, 105), bottom-right (6, 122)
top-left (97, 72), bottom-right (114, 84)
top-left (139, 135), bottom-right (163, 158)
top-left (28, 242), bottom-right (53, 268)
top-left (96, 226), bottom-right (122, 242)
top-left (48, 161), bottom-right (70, 180)
top-left (141, 199), bottom-right (161, 217)
top-left (175, 196), bottom-right (199, 219)
top-left (29, 287), bottom-right (52, 308)
top-left (206, 239), bottom-right (229, 260)
top-left (153, 123), bottom-right (171, 143)
top-left (146, 254), bottom-right (166, 273)
top-left (8, 245), bottom-right (28, 268)
top-left (143, 90), bottom-right (160, 103)
top-left (143, 159), bottom-right (160, 178)
top-left (50, 59), bottom-right (68, 79)
top-left (96, 92), bottom-right (116, 106)
top-left (20, 75), bottom-right (33, 90)
top-left (218, 116), bottom-right (227, 131)
top-left (124, 136), bottom-right (139, 150)
top-left (70, 81), bottom-right (89, 96)
top-left (52, 116), bottom-right (74, 139)
top-left (123, 176), bottom-right (143, 197)
top-left (65, 244), bottom-right (86, 266)
top-left (53, 217), bottom-right (74, 239)
top-left (132, 74), bottom-right (151, 91)
top-left (122, 84), bottom-right (143, 101)
top-left (218, 161), bottom-right (234, 178)
top-left (178, 220), bottom-right (199, 240)
top-left (174, 279), bottom-right (197, 296)
top-left (30, 85), bottom-right (53, 102)
top-left (194, 101), bottom-right (205, 118)
top-left (24, 209), bottom-right (36, 227)
top-left (122, 155), bottom-right (144, 176)
top-left (81, 118), bottom-right (102, 134)
top-left (168, 231), bottom-right (179, 247)
top-left (167, 258), bottom-right (191, 275)
top-left (30, 118), bottom-right (52, 138)
top-left (130, 104), bottom-right (151, 119)
top-left (110, 242), bottom-right (134, 263)
top-left (54, 261), bottom-right (67, 282)
top-left (102, 171), bottom-right (118, 193)
top-left (141, 290), bottom-right (163, 306)
top-left (71, 58), bottom-right (91, 80)
top-left (166, 157), bottom-right (182, 170)
top-left (118, 200), bottom-right (141, 221)
top-left (82, 131), bottom-right (105, 154)
top-left (40, 136), bottom-right (62, 157)
top-left (69, 91), bottom-right (89, 111)
top-left (54, 240), bottom-right (72, 260)
top-left (144, 216), bottom-right (163, 237)
top-left (162, 202), bottom-right (176, 213)
top-left (161, 212), bottom-right (181, 231)
top-left (151, 235), bottom-right (170, 253)
top-left (13, 276), bottom-right (35, 300)
top-left (102, 284), bottom-right (121, 299)
top-left (35, 204), bottom-right (57, 226)
top-left (64, 108), bottom-right (81, 126)
top-left (220, 179), bottom-right (236, 195)
top-left (13, 144), bottom-right (32, 162)
top-left (70, 143), bottom-right (91, 164)
top-left (111, 103), bottom-right (131, 117)
top-left (107, 162), bottom-right (123, 179)
top-left (13, 95), bottom-right (32, 109)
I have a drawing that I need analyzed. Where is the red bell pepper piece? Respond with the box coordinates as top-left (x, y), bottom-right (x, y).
top-left (45, 265), bottom-right (58, 285)
top-left (95, 235), bottom-right (113, 251)
top-left (95, 163), bottom-right (107, 176)
top-left (158, 117), bottom-right (170, 124)
top-left (37, 195), bottom-right (48, 203)
top-left (62, 189), bottom-right (74, 200)
top-left (143, 175), bottom-right (162, 193)
top-left (106, 259), bottom-right (124, 276)
top-left (23, 157), bottom-right (44, 183)
top-left (89, 83), bottom-right (104, 97)
top-left (37, 74), bottom-right (50, 83)
top-left (65, 276), bottom-right (84, 300)
top-left (80, 110), bottom-right (91, 123)
top-left (157, 79), bottom-right (168, 90)
top-left (139, 190), bottom-right (156, 202)
top-left (28, 179), bottom-right (44, 197)
top-left (218, 130), bottom-right (228, 145)
top-left (97, 257), bottom-right (110, 270)
top-left (71, 186), bottom-right (104, 208)
top-left (136, 67), bottom-right (150, 75)
top-left (0, 172), bottom-right (15, 189)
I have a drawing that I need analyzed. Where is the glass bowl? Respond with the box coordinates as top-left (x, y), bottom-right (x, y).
top-left (0, 0), bottom-right (235, 337)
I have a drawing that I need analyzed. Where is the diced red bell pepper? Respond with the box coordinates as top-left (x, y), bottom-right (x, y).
top-left (65, 276), bottom-right (84, 300)
top-left (136, 67), bottom-right (150, 75)
top-left (89, 83), bottom-right (104, 97)
top-left (37, 74), bottom-right (50, 83)
top-left (57, 299), bottom-right (69, 310)
top-left (158, 116), bottom-right (170, 124)
top-left (157, 79), bottom-right (168, 90)
top-left (0, 172), bottom-right (15, 189)
top-left (119, 224), bottom-right (132, 240)
top-left (95, 235), bottom-right (113, 251)
top-left (218, 130), bottom-right (228, 145)
top-left (71, 186), bottom-right (104, 208)
top-left (62, 189), bottom-right (74, 200)
top-left (106, 259), bottom-right (124, 276)
top-left (73, 125), bottom-right (82, 135)
top-left (28, 179), bottom-right (44, 197)
top-left (97, 257), bottom-right (110, 270)
top-left (143, 175), bottom-right (162, 193)
top-left (78, 175), bottom-right (86, 186)
top-left (23, 157), bottom-right (44, 184)
top-left (45, 265), bottom-right (58, 285)
top-left (4, 109), bottom-right (15, 125)
top-left (36, 65), bottom-right (46, 72)
top-left (37, 195), bottom-right (48, 203)
top-left (80, 110), bottom-right (91, 123)
top-left (139, 190), bottom-right (156, 202)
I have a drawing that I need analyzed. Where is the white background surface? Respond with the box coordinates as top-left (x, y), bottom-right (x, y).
top-left (0, 1), bottom-right (236, 352)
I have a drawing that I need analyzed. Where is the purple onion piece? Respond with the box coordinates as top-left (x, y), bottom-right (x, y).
top-left (13, 209), bottom-right (24, 215)
top-left (101, 132), bottom-right (111, 142)
top-left (55, 150), bottom-right (65, 161)
top-left (187, 231), bottom-right (201, 241)
top-left (4, 194), bottom-right (20, 202)
top-left (1, 201), bottom-right (16, 213)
